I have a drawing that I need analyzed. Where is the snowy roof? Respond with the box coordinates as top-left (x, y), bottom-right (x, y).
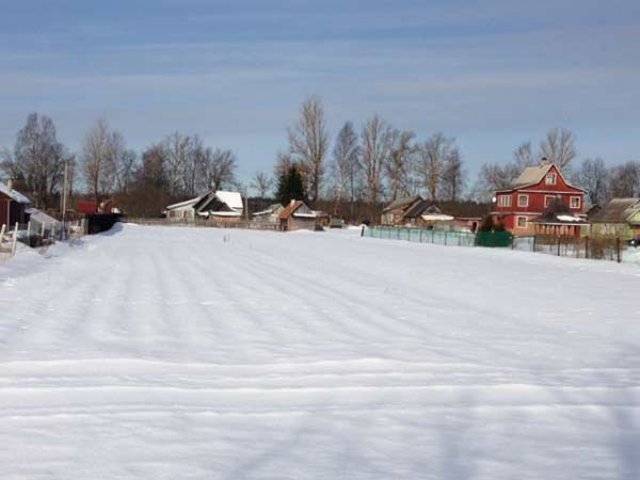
top-left (253, 204), bottom-right (284, 217)
top-left (0, 182), bottom-right (31, 204)
top-left (215, 191), bottom-right (243, 212)
top-left (590, 198), bottom-right (640, 224)
top-left (383, 195), bottom-right (423, 213)
top-left (421, 213), bottom-right (455, 222)
top-left (166, 196), bottom-right (201, 210)
top-left (209, 210), bottom-right (242, 217)
top-left (496, 162), bottom-right (585, 193)
top-left (26, 208), bottom-right (60, 226)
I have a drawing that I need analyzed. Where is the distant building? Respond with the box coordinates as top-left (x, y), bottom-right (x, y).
top-left (0, 181), bottom-right (31, 227)
top-left (492, 159), bottom-right (586, 235)
top-left (278, 200), bottom-right (326, 231)
top-left (589, 198), bottom-right (640, 239)
top-left (252, 203), bottom-right (284, 223)
top-left (381, 195), bottom-right (453, 228)
top-left (165, 190), bottom-right (244, 222)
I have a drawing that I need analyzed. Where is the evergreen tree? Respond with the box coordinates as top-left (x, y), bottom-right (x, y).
top-left (276, 164), bottom-right (306, 206)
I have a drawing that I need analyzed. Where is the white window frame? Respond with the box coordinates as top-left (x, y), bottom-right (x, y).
top-left (517, 194), bottom-right (529, 207)
top-left (544, 195), bottom-right (555, 208)
top-left (516, 216), bottom-right (528, 228)
top-left (570, 196), bottom-right (581, 209)
top-left (498, 195), bottom-right (512, 207)
top-left (545, 173), bottom-right (557, 185)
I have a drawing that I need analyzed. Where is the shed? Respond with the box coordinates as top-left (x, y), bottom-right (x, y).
top-left (589, 198), bottom-right (640, 239)
top-left (0, 181), bottom-right (31, 227)
top-left (278, 200), bottom-right (325, 231)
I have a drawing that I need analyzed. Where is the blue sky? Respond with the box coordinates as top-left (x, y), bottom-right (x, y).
top-left (1, 0), bottom-right (639, 189)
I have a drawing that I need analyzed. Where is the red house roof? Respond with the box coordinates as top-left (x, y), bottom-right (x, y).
top-left (76, 200), bottom-right (99, 215)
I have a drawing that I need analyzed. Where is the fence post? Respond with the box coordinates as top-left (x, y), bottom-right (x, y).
top-left (585, 236), bottom-right (589, 259)
top-left (431, 229), bottom-right (435, 244)
top-left (616, 238), bottom-right (621, 263)
top-left (0, 223), bottom-right (5, 244)
top-left (557, 236), bottom-right (561, 256)
top-left (360, 225), bottom-right (365, 237)
top-left (11, 222), bottom-right (19, 256)
top-left (444, 231), bottom-right (448, 245)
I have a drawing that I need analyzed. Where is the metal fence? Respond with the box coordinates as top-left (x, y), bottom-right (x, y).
top-left (363, 226), bottom-right (638, 265)
top-left (365, 226), bottom-right (476, 247)
top-left (124, 218), bottom-right (281, 231)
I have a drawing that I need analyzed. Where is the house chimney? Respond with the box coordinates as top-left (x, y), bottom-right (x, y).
top-left (7, 179), bottom-right (13, 191)
top-left (540, 157), bottom-right (550, 166)
top-left (290, 199), bottom-right (295, 205)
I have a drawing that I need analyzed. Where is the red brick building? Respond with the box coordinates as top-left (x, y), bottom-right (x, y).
top-left (492, 160), bottom-right (586, 235)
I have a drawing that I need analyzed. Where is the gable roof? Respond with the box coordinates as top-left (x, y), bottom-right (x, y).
top-left (253, 203), bottom-right (284, 217)
top-left (383, 195), bottom-right (423, 213)
top-left (404, 200), bottom-right (441, 219)
top-left (0, 182), bottom-right (31, 204)
top-left (590, 198), bottom-right (640, 224)
top-left (496, 162), bottom-right (585, 193)
top-left (279, 200), bottom-right (307, 220)
top-left (215, 191), bottom-right (243, 212)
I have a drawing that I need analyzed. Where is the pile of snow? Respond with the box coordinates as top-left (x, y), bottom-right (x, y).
top-left (0, 224), bottom-right (638, 479)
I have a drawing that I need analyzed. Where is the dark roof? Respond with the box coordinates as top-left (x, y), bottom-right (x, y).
top-left (279, 200), bottom-right (306, 220)
top-left (382, 195), bottom-right (423, 213)
top-left (404, 200), bottom-right (441, 219)
top-left (590, 198), bottom-right (640, 223)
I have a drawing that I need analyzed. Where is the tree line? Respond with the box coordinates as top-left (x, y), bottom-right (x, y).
top-left (1, 100), bottom-right (639, 221)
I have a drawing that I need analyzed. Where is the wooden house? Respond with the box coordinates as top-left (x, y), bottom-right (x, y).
top-left (165, 190), bottom-right (244, 223)
top-left (278, 200), bottom-right (325, 231)
top-left (252, 203), bottom-right (284, 223)
top-left (492, 159), bottom-right (586, 235)
top-left (381, 196), bottom-right (450, 227)
top-left (589, 198), bottom-right (640, 239)
top-left (0, 181), bottom-right (31, 227)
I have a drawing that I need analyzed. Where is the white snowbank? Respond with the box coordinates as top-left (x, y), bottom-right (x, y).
top-left (0, 224), bottom-right (638, 479)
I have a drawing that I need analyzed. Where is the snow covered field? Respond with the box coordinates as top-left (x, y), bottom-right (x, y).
top-left (0, 224), bottom-right (639, 479)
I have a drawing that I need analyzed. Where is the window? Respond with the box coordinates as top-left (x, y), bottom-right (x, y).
top-left (545, 173), bottom-right (557, 185)
top-left (544, 195), bottom-right (554, 208)
top-left (516, 216), bottom-right (527, 228)
top-left (498, 195), bottom-right (512, 207)
top-left (570, 196), bottom-right (581, 209)
top-left (517, 194), bottom-right (529, 207)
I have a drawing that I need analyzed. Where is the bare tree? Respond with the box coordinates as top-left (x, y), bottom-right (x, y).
top-left (540, 128), bottom-right (576, 170)
top-left (250, 171), bottom-right (273, 198)
top-left (361, 115), bottom-right (393, 218)
top-left (197, 148), bottom-right (237, 191)
top-left (330, 121), bottom-right (361, 215)
top-left (3, 113), bottom-right (67, 208)
top-left (609, 161), bottom-right (640, 198)
top-left (160, 132), bottom-right (200, 197)
top-left (439, 147), bottom-right (465, 201)
top-left (418, 133), bottom-right (455, 201)
top-left (573, 157), bottom-right (610, 205)
top-left (274, 151), bottom-right (294, 179)
top-left (513, 141), bottom-right (536, 170)
top-left (385, 129), bottom-right (417, 200)
top-left (82, 118), bottom-right (111, 204)
top-left (287, 97), bottom-right (329, 204)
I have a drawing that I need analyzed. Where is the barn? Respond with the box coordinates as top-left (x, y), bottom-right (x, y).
top-left (0, 181), bottom-right (31, 227)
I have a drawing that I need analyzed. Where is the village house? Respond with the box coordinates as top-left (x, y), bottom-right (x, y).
top-left (589, 198), bottom-right (640, 239)
top-left (0, 181), bottom-right (31, 227)
top-left (278, 200), bottom-right (326, 231)
top-left (492, 159), bottom-right (586, 235)
top-left (381, 195), bottom-right (452, 228)
top-left (252, 203), bottom-right (284, 223)
top-left (165, 190), bottom-right (244, 223)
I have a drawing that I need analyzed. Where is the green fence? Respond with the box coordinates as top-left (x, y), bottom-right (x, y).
top-left (365, 226), bottom-right (476, 247)
top-left (474, 231), bottom-right (514, 247)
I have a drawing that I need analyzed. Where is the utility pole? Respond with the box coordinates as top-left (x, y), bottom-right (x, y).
top-left (61, 159), bottom-right (68, 240)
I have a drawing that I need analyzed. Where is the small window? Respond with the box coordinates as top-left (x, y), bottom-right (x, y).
top-left (544, 195), bottom-right (554, 208)
top-left (516, 216), bottom-right (527, 228)
top-left (545, 173), bottom-right (557, 185)
top-left (498, 195), bottom-right (512, 207)
top-left (570, 196), bottom-right (581, 209)
top-left (517, 194), bottom-right (529, 207)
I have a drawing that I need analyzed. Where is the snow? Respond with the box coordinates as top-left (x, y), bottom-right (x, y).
top-left (0, 224), bottom-right (639, 479)
top-left (556, 214), bottom-right (585, 223)
top-left (215, 190), bottom-right (243, 212)
top-left (0, 182), bottom-right (31, 204)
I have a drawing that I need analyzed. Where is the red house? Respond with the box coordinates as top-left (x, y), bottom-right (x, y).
top-left (491, 160), bottom-right (586, 236)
